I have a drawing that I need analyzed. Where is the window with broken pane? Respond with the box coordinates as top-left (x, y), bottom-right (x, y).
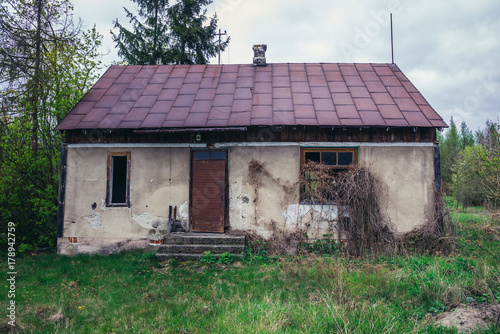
top-left (300, 148), bottom-right (358, 202)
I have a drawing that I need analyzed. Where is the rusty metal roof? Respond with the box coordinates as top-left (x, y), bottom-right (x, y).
top-left (55, 63), bottom-right (447, 130)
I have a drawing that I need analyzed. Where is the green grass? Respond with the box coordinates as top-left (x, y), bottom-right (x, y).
top-left (2, 205), bottom-right (500, 333)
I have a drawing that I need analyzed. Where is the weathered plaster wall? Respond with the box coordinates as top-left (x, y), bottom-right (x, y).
top-left (228, 145), bottom-right (435, 239)
top-left (228, 146), bottom-right (300, 238)
top-left (227, 146), bottom-right (339, 239)
top-left (359, 146), bottom-right (435, 232)
top-left (58, 147), bottom-right (189, 255)
top-left (59, 144), bottom-right (436, 255)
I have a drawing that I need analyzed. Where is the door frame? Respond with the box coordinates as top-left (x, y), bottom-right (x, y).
top-left (189, 149), bottom-right (229, 233)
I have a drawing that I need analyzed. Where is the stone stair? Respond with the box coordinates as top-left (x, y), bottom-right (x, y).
top-left (155, 233), bottom-right (246, 261)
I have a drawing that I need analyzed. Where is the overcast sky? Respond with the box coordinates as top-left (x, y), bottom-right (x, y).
top-left (73, 0), bottom-right (500, 132)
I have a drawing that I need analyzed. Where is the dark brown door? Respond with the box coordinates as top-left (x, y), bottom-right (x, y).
top-left (191, 152), bottom-right (226, 233)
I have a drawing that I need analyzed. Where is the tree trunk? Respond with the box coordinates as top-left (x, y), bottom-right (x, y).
top-left (31, 0), bottom-right (43, 154)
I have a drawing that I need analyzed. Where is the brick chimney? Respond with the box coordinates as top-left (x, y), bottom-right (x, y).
top-left (252, 44), bottom-right (267, 66)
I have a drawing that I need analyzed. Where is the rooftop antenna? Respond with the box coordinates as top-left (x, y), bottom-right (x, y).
top-left (390, 13), bottom-right (394, 64)
top-left (216, 29), bottom-right (227, 65)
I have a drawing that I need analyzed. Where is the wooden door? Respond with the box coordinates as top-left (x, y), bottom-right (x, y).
top-left (191, 152), bottom-right (226, 233)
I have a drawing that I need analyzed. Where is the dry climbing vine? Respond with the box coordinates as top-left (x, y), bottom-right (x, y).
top-left (300, 162), bottom-right (393, 256)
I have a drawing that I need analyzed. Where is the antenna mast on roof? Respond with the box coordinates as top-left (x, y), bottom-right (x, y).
top-left (215, 29), bottom-right (227, 65)
top-left (390, 13), bottom-right (395, 64)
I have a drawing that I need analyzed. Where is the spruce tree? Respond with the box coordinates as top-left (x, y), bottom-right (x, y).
top-left (459, 121), bottom-right (475, 149)
top-left (111, 0), bottom-right (229, 65)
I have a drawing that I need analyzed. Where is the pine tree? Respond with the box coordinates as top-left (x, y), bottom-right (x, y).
top-left (111, 0), bottom-right (170, 65)
top-left (440, 117), bottom-right (460, 186)
top-left (459, 121), bottom-right (474, 149)
top-left (111, 0), bottom-right (229, 65)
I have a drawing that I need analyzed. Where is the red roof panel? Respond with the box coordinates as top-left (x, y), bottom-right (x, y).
top-left (354, 98), bottom-right (378, 111)
top-left (99, 114), bottom-right (125, 129)
top-left (402, 111), bottom-right (432, 127)
top-left (273, 111), bottom-right (295, 125)
top-left (305, 65), bottom-right (324, 76)
top-left (70, 101), bottom-right (97, 115)
top-left (328, 81), bottom-right (349, 93)
top-left (371, 93), bottom-right (395, 105)
top-left (332, 93), bottom-right (354, 105)
top-left (191, 101), bottom-right (212, 113)
top-left (378, 104), bottom-right (404, 119)
top-left (359, 111), bottom-right (386, 126)
top-left (165, 107), bottom-right (190, 121)
top-left (56, 63), bottom-right (446, 131)
top-left (158, 89), bottom-right (180, 101)
top-left (209, 107), bottom-right (231, 120)
top-left (313, 98), bottom-right (335, 111)
top-left (134, 95), bottom-right (158, 108)
top-left (344, 76), bottom-right (364, 87)
top-left (109, 101), bottom-right (134, 114)
top-left (311, 86), bottom-right (331, 99)
top-left (251, 105), bottom-right (273, 119)
top-left (291, 82), bottom-right (311, 93)
top-left (273, 99), bottom-right (294, 111)
top-left (387, 86), bottom-right (411, 98)
top-left (339, 65), bottom-right (358, 76)
top-left (195, 89), bottom-right (216, 101)
top-left (294, 105), bottom-right (316, 119)
top-left (336, 105), bottom-right (359, 119)
top-left (253, 93), bottom-right (273, 106)
top-left (316, 111), bottom-right (340, 126)
top-left (107, 84), bottom-right (129, 96)
top-left (184, 112), bottom-right (209, 127)
top-left (95, 95), bottom-right (120, 108)
top-left (81, 108), bottom-right (109, 122)
top-left (123, 108), bottom-right (149, 122)
top-left (228, 112), bottom-right (251, 126)
top-left (340, 118), bottom-right (364, 126)
top-left (140, 113), bottom-right (167, 128)
top-left (349, 87), bottom-right (370, 98)
top-left (150, 101), bottom-right (174, 114)
top-left (251, 118), bottom-right (274, 126)
top-left (293, 93), bottom-right (314, 106)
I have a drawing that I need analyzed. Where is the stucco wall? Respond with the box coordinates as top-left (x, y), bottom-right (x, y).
top-left (58, 147), bottom-right (190, 255)
top-left (227, 145), bottom-right (435, 238)
top-left (58, 144), bottom-right (436, 255)
top-left (359, 146), bottom-right (436, 232)
top-left (227, 146), bottom-right (301, 238)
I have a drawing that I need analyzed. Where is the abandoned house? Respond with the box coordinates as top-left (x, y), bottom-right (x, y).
top-left (55, 45), bottom-right (447, 255)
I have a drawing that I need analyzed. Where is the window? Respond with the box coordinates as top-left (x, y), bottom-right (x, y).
top-left (301, 148), bottom-right (357, 169)
top-left (300, 148), bottom-right (358, 202)
top-left (106, 152), bottom-right (131, 207)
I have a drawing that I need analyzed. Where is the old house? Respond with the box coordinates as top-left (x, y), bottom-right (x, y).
top-left (55, 45), bottom-right (447, 255)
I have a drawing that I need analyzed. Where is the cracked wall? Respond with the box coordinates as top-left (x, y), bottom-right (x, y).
top-left (59, 144), bottom-right (435, 254)
top-left (59, 147), bottom-right (189, 255)
top-left (227, 145), bottom-right (435, 239)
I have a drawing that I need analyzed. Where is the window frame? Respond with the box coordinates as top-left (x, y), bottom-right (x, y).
top-left (300, 147), bottom-right (358, 203)
top-left (106, 152), bottom-right (131, 207)
top-left (300, 147), bottom-right (358, 169)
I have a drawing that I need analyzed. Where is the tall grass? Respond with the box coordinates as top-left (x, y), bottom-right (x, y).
top-left (1, 205), bottom-right (499, 333)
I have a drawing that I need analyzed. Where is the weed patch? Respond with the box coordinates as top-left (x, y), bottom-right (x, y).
top-left (1, 207), bottom-right (499, 332)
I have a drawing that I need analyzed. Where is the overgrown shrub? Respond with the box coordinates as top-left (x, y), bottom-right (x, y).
top-left (302, 233), bottom-right (338, 255)
top-left (300, 163), bottom-right (393, 257)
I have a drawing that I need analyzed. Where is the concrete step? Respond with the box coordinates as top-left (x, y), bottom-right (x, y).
top-left (164, 233), bottom-right (245, 245)
top-left (158, 244), bottom-right (244, 255)
top-left (156, 233), bottom-right (246, 262)
top-left (156, 253), bottom-right (204, 262)
top-left (156, 253), bottom-right (244, 262)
